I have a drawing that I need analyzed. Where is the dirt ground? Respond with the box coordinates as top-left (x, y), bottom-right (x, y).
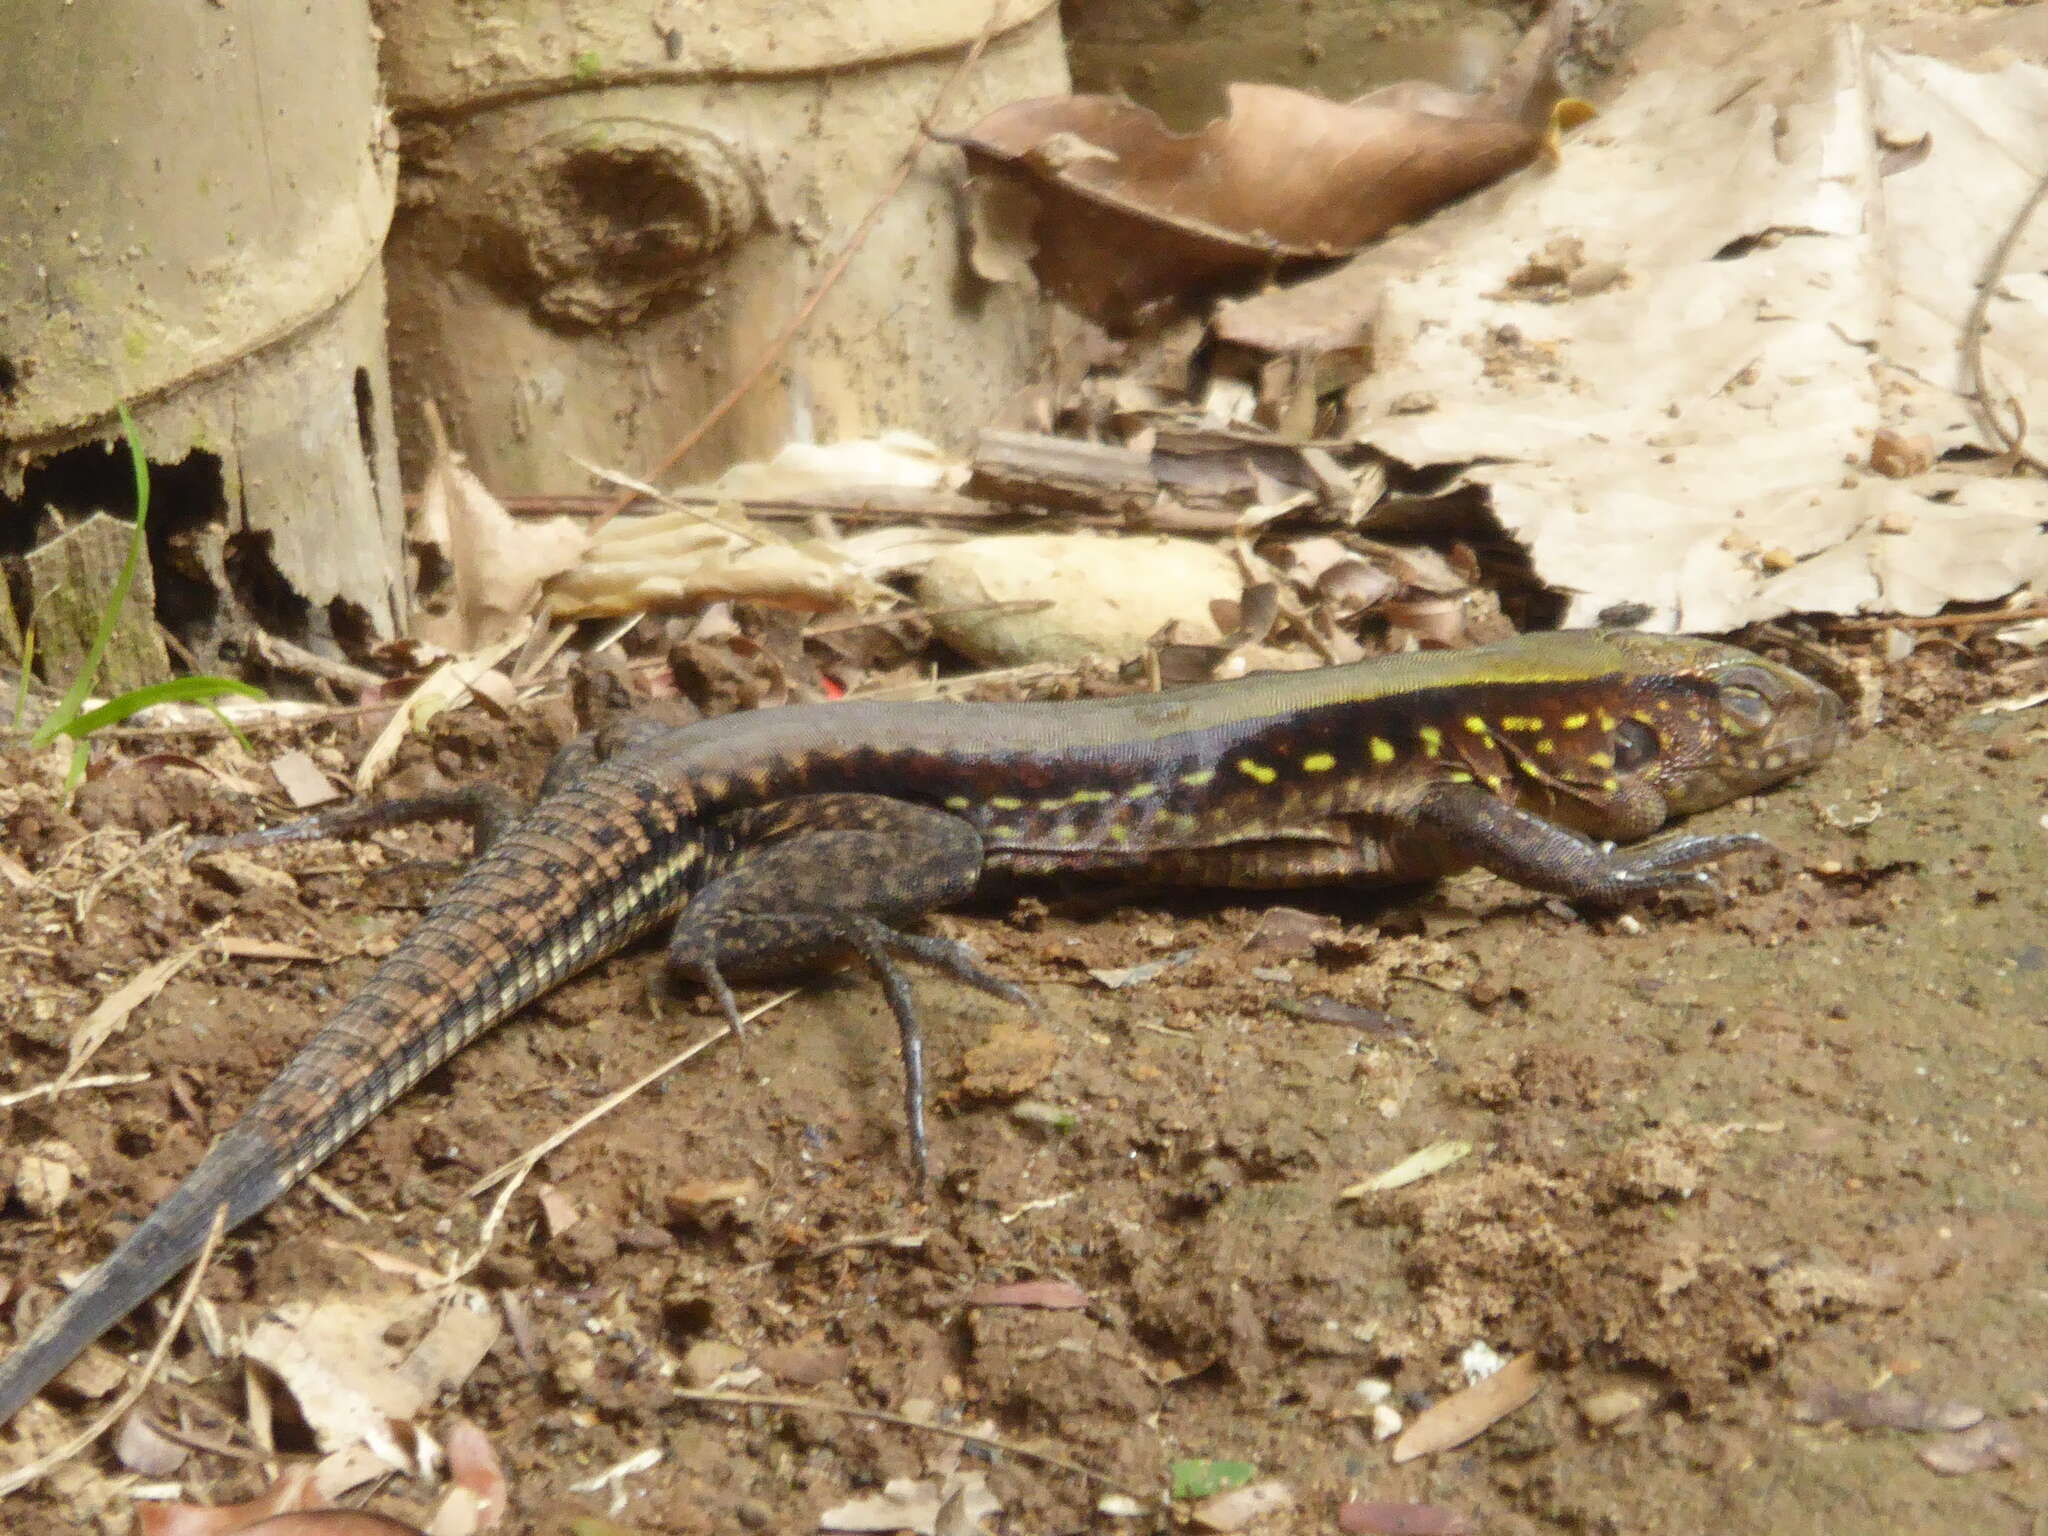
top-left (0, 638), bottom-right (2041, 1534)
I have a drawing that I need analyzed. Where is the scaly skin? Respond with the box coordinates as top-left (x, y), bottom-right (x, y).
top-left (0, 630), bottom-right (1841, 1429)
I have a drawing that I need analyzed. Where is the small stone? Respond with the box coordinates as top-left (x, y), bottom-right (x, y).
top-left (1579, 1387), bottom-right (1648, 1428)
top-left (1869, 429), bottom-right (1933, 479)
top-left (679, 1338), bottom-right (747, 1388)
top-left (15, 1154), bottom-right (74, 1217)
top-left (1372, 1403), bottom-right (1405, 1441)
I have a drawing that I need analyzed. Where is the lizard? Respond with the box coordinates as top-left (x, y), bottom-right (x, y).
top-left (0, 628), bottom-right (1842, 1429)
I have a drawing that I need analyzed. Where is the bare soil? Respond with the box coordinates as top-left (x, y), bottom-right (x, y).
top-left (0, 643), bottom-right (2042, 1534)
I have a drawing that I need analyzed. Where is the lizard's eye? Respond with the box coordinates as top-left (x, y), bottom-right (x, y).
top-left (1612, 717), bottom-right (1660, 772)
top-left (1718, 674), bottom-right (1776, 731)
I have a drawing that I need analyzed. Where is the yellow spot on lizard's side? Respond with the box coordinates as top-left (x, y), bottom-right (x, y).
top-left (1051, 823), bottom-right (1080, 843)
top-left (1561, 712), bottom-right (1589, 731)
top-left (944, 795), bottom-right (971, 812)
top-left (1630, 710), bottom-right (1657, 725)
top-left (1070, 788), bottom-right (1114, 804)
top-left (1107, 824), bottom-right (1130, 843)
top-left (1166, 811), bottom-right (1202, 835)
top-left (1237, 758), bottom-right (1278, 785)
top-left (1601, 777), bottom-right (1621, 793)
top-left (1483, 773), bottom-right (1506, 791)
top-left (1368, 739), bottom-right (1396, 765)
top-left (1463, 715), bottom-right (1490, 735)
top-left (1597, 710), bottom-right (1619, 731)
top-left (1586, 751), bottom-right (1614, 769)
top-left (988, 825), bottom-right (1020, 840)
top-left (1127, 783), bottom-right (1158, 799)
top-left (1417, 725), bottom-right (1443, 757)
top-left (990, 795), bottom-right (1024, 811)
top-left (1303, 752), bottom-right (1337, 773)
top-left (1535, 739), bottom-right (1555, 755)
top-left (1182, 768), bottom-right (1216, 788)
top-left (1500, 715), bottom-right (1544, 732)
top-left (1446, 770), bottom-right (1474, 783)
top-left (1037, 794), bottom-right (1072, 811)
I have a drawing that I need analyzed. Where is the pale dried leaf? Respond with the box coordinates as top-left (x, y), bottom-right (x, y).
top-left (243, 1292), bottom-right (498, 1454)
top-left (1340, 1139), bottom-right (1473, 1199)
top-left (352, 635), bottom-right (526, 794)
top-left (415, 440), bottom-right (586, 654)
top-left (62, 946), bottom-right (201, 1081)
top-left (1190, 1479), bottom-right (1293, 1532)
top-left (1917, 1420), bottom-right (2024, 1475)
top-left (1391, 1352), bottom-right (1545, 1463)
top-left (1341, 25), bottom-right (2048, 629)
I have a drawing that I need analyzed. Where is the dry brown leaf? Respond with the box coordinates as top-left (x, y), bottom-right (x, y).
top-left (949, 6), bottom-right (1568, 333)
top-left (137, 1466), bottom-right (322, 1535)
top-left (426, 1418), bottom-right (508, 1534)
top-left (1793, 1384), bottom-right (1984, 1433)
top-left (1390, 1352), bottom-right (1545, 1463)
top-left (1338, 1500), bottom-right (1474, 1536)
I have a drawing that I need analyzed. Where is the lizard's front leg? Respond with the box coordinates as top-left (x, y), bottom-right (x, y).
top-left (1417, 781), bottom-right (1772, 904)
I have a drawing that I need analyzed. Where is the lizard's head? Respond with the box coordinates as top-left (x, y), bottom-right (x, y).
top-left (1604, 633), bottom-right (1846, 815)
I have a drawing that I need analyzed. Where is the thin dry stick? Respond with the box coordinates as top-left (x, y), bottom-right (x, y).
top-left (584, 1), bottom-right (1013, 539)
top-left (674, 1387), bottom-right (1141, 1499)
top-left (1827, 600), bottom-right (2048, 633)
top-left (1962, 164), bottom-right (2048, 476)
top-left (445, 990), bottom-right (799, 1283)
top-left (0, 1070), bottom-right (151, 1110)
top-left (462, 988), bottom-right (801, 1202)
top-left (0, 1204), bottom-right (228, 1495)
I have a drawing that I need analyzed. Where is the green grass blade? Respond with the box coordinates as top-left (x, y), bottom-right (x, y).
top-left (28, 404), bottom-right (152, 749)
top-left (59, 676), bottom-right (266, 737)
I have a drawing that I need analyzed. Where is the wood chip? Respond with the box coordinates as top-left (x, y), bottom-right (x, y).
top-left (1190, 1480), bottom-right (1293, 1532)
top-left (215, 934), bottom-right (324, 962)
top-left (1390, 1353), bottom-right (1545, 1464)
top-left (269, 748), bottom-right (342, 809)
top-left (967, 1280), bottom-right (1090, 1310)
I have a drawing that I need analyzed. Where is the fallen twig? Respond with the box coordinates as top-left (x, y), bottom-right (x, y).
top-left (675, 1386), bottom-right (1141, 1498)
top-left (1962, 164), bottom-right (2048, 476)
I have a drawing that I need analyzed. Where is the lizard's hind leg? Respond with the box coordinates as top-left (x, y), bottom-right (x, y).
top-left (664, 794), bottom-right (1025, 1184)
